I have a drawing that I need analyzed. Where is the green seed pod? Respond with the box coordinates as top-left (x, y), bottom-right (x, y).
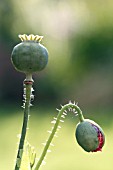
top-left (75, 119), bottom-right (105, 152)
top-left (11, 34), bottom-right (48, 74)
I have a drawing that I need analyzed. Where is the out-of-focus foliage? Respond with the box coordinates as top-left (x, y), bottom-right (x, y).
top-left (0, 0), bottom-right (14, 42)
top-left (0, 0), bottom-right (113, 109)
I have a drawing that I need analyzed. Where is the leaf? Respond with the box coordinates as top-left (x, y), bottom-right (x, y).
top-left (20, 141), bottom-right (36, 170)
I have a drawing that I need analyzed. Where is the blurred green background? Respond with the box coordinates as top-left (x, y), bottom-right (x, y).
top-left (0, 0), bottom-right (113, 169)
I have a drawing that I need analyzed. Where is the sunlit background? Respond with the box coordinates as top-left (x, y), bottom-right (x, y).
top-left (0, 0), bottom-right (113, 169)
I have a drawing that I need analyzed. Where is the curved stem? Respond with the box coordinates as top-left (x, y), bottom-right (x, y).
top-left (14, 74), bottom-right (33, 170)
top-left (34, 103), bottom-right (84, 170)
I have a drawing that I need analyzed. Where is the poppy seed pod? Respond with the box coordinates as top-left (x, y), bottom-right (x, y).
top-left (75, 119), bottom-right (105, 152)
top-left (11, 34), bottom-right (48, 74)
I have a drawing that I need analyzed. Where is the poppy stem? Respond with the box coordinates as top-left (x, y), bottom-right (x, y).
top-left (33, 102), bottom-right (84, 170)
top-left (14, 74), bottom-right (33, 170)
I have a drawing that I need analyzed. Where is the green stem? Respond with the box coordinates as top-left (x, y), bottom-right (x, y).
top-left (34, 103), bottom-right (84, 170)
top-left (14, 74), bottom-right (33, 170)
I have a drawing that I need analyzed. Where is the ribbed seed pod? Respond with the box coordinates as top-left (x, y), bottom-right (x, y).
top-left (75, 119), bottom-right (105, 152)
top-left (11, 34), bottom-right (48, 74)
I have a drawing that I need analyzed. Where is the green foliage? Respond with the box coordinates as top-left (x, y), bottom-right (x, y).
top-left (0, 0), bottom-right (15, 43)
top-left (1, 0), bottom-right (113, 108)
top-left (70, 28), bottom-right (113, 72)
